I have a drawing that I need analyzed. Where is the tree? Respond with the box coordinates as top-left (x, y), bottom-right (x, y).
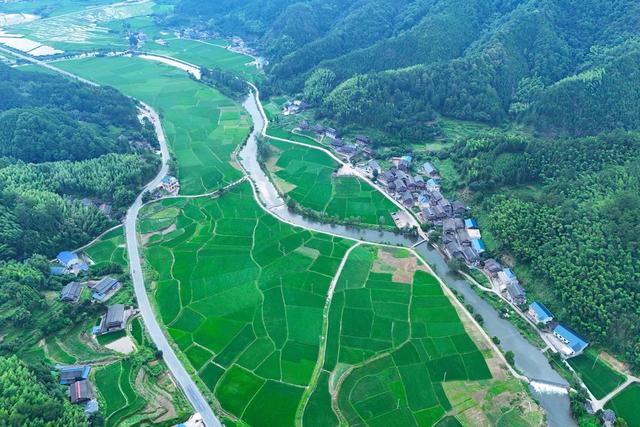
top-left (303, 68), bottom-right (336, 105)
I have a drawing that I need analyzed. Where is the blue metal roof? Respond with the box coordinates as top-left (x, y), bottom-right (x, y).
top-left (553, 324), bottom-right (588, 353)
top-left (504, 268), bottom-right (517, 279)
top-left (50, 266), bottom-right (67, 275)
top-left (56, 251), bottom-right (78, 266)
top-left (530, 302), bottom-right (553, 322)
top-left (465, 218), bottom-right (478, 229)
top-left (423, 162), bottom-right (436, 173)
top-left (401, 155), bottom-right (412, 162)
top-left (472, 239), bottom-right (485, 252)
top-left (427, 178), bottom-right (440, 187)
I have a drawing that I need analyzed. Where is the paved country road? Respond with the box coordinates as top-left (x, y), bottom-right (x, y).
top-left (4, 47), bottom-right (223, 426)
top-left (124, 105), bottom-right (223, 427)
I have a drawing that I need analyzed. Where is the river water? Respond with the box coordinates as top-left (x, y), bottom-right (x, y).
top-left (239, 93), bottom-right (576, 427)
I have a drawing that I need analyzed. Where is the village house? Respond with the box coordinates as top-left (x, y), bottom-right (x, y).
top-left (506, 282), bottom-right (527, 305)
top-left (471, 239), bottom-right (486, 254)
top-left (92, 276), bottom-right (121, 302)
top-left (355, 135), bottom-right (372, 147)
top-left (417, 193), bottom-right (430, 207)
top-left (361, 145), bottom-right (375, 158)
top-left (462, 246), bottom-right (480, 264)
top-left (312, 124), bottom-right (325, 135)
top-left (464, 218), bottom-right (479, 229)
top-left (59, 365), bottom-right (91, 385)
top-left (552, 324), bottom-right (588, 357)
top-left (445, 241), bottom-right (463, 259)
top-left (421, 207), bottom-right (437, 222)
top-left (467, 228), bottom-right (482, 239)
top-left (528, 301), bottom-right (554, 325)
top-left (330, 137), bottom-right (345, 147)
top-left (426, 178), bottom-right (441, 191)
top-left (54, 251), bottom-right (89, 276)
top-left (96, 304), bottom-right (128, 335)
top-left (602, 410), bottom-right (616, 427)
top-left (422, 162), bottom-right (439, 177)
top-left (161, 176), bottom-right (180, 194)
top-left (336, 144), bottom-right (358, 157)
top-left (443, 218), bottom-right (464, 234)
top-left (70, 380), bottom-right (94, 404)
top-left (452, 201), bottom-right (466, 216)
top-left (298, 120), bottom-right (310, 130)
top-left (60, 281), bottom-right (83, 303)
top-left (497, 268), bottom-right (519, 289)
top-left (365, 160), bottom-right (381, 177)
top-left (396, 155), bottom-right (412, 171)
top-left (282, 100), bottom-right (306, 115)
top-left (483, 259), bottom-right (502, 275)
top-left (432, 204), bottom-right (448, 220)
top-left (380, 170), bottom-right (396, 185)
top-left (393, 179), bottom-right (407, 193)
top-left (401, 191), bottom-right (414, 207)
top-left (413, 175), bottom-right (425, 189)
top-left (457, 229), bottom-right (472, 246)
top-left (324, 127), bottom-right (338, 140)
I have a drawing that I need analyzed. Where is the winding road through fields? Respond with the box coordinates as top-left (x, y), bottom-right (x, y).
top-left (123, 105), bottom-right (223, 427)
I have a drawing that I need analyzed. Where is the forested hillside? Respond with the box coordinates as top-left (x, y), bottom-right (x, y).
top-left (175, 0), bottom-right (640, 139)
top-left (0, 355), bottom-right (87, 426)
top-left (0, 64), bottom-right (158, 261)
top-left (446, 130), bottom-right (640, 368)
top-left (0, 64), bottom-right (159, 425)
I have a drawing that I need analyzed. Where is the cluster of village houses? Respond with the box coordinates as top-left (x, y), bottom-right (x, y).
top-left (52, 251), bottom-right (134, 411)
top-left (295, 115), bottom-right (589, 359)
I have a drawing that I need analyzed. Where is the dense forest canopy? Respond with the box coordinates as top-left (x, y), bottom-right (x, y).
top-left (175, 0), bottom-right (640, 139)
top-left (445, 131), bottom-right (640, 368)
top-left (0, 355), bottom-right (88, 426)
top-left (0, 64), bottom-right (158, 261)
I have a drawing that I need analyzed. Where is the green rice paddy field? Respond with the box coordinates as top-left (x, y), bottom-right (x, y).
top-left (266, 139), bottom-right (398, 228)
top-left (605, 383), bottom-right (640, 427)
top-left (147, 38), bottom-right (261, 82)
top-left (95, 359), bottom-right (147, 427)
top-left (567, 350), bottom-right (626, 399)
top-left (83, 226), bottom-right (128, 268)
top-left (138, 182), bottom-right (517, 426)
top-left (56, 56), bottom-right (248, 195)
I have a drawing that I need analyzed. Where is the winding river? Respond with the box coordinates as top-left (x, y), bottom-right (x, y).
top-left (129, 53), bottom-right (576, 426)
top-left (238, 93), bottom-right (576, 427)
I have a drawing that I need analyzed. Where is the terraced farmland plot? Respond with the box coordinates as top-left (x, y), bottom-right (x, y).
top-left (56, 56), bottom-right (248, 194)
top-left (83, 226), bottom-right (128, 268)
top-left (306, 245), bottom-right (492, 427)
top-left (95, 359), bottom-right (147, 427)
top-left (10, 0), bottom-right (153, 51)
top-left (138, 184), bottom-right (525, 426)
top-left (141, 182), bottom-right (353, 425)
top-left (266, 139), bottom-right (397, 228)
